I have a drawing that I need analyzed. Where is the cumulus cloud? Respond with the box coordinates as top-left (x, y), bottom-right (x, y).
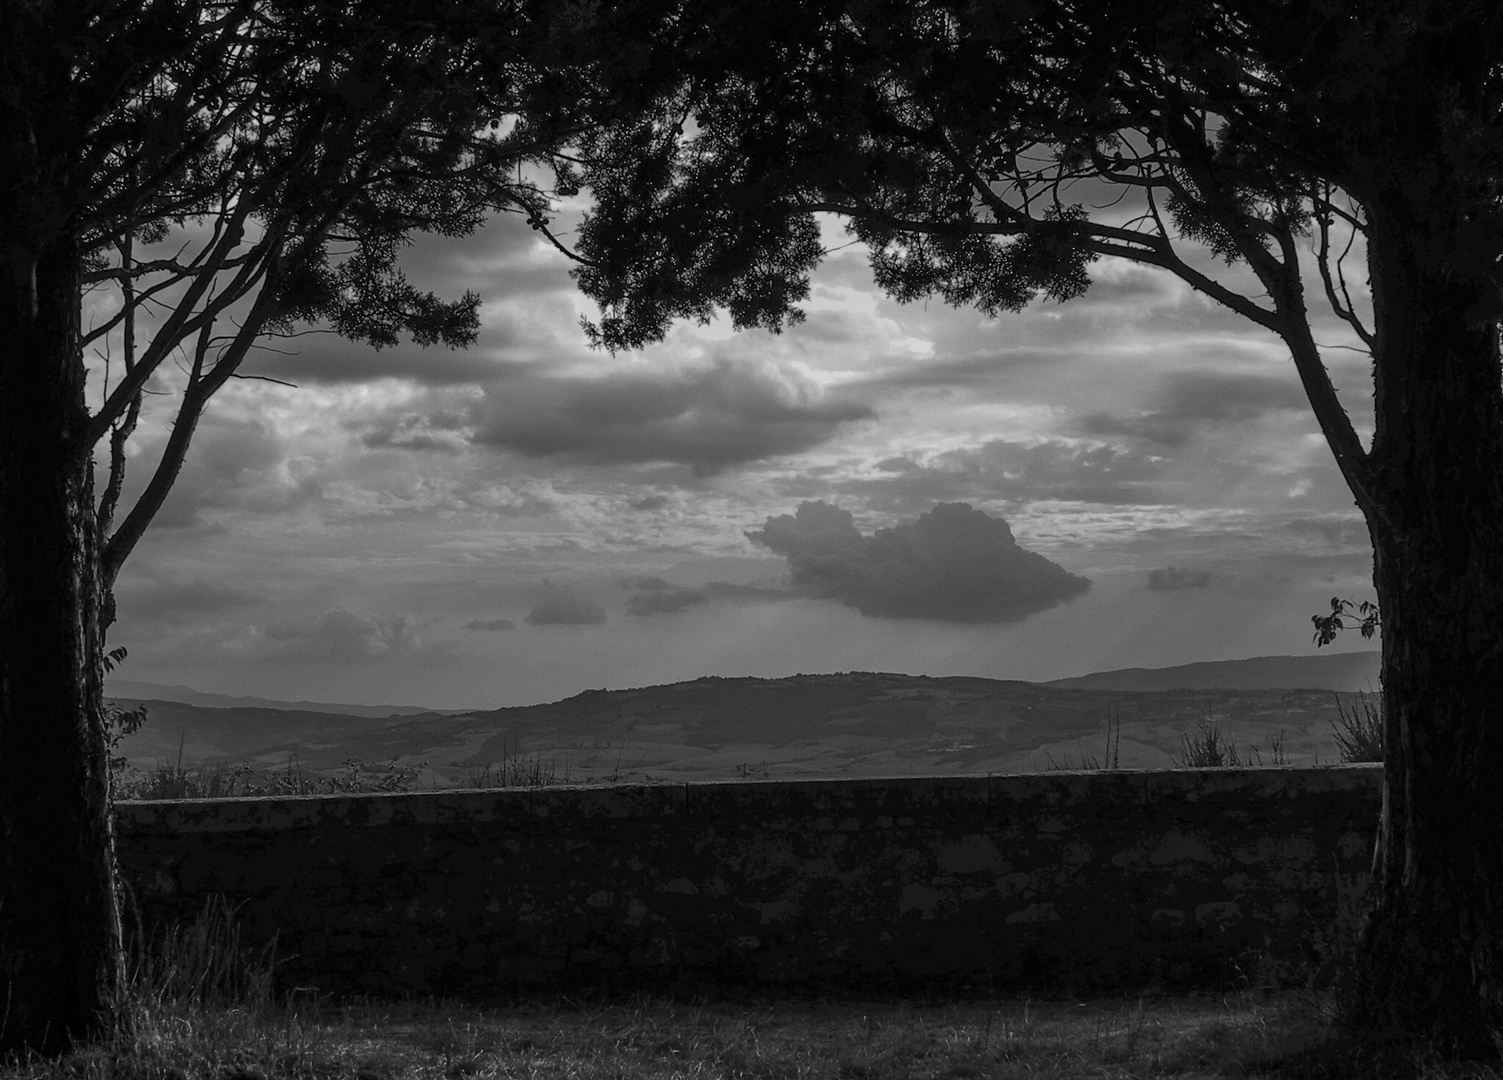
top-left (525, 585), bottom-right (606, 626)
top-left (747, 501), bottom-right (1090, 622)
top-left (471, 358), bottom-right (873, 476)
top-left (464, 617), bottom-right (518, 632)
top-left (1146, 566), bottom-right (1221, 591)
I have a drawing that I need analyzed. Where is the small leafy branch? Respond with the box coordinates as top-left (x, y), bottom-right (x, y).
top-left (1312, 597), bottom-right (1381, 648)
top-left (103, 646), bottom-right (149, 778)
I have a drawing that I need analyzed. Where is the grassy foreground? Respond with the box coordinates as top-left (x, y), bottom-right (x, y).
top-left (3, 905), bottom-right (1500, 1080)
top-left (5, 984), bottom-right (1503, 1080)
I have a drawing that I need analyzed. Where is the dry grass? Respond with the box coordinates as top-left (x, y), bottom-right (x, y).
top-left (0, 983), bottom-right (1349, 1080)
top-left (7, 940), bottom-right (1502, 1080)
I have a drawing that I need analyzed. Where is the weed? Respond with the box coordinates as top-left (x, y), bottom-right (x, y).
top-left (1331, 690), bottom-right (1385, 762)
top-left (1046, 704), bottom-right (1123, 770)
top-left (115, 752), bottom-right (428, 800)
top-left (1172, 713), bottom-right (1250, 768)
top-left (466, 729), bottom-right (568, 788)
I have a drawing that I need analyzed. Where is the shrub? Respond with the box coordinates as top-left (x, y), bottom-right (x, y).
top-left (1330, 691), bottom-right (1384, 763)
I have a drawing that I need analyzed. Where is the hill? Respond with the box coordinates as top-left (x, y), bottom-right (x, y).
top-left (104, 678), bottom-right (438, 717)
top-left (1043, 651), bottom-right (1381, 693)
top-left (110, 668), bottom-right (1378, 789)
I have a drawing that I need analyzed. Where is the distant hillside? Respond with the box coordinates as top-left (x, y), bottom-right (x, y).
top-left (1043, 651), bottom-right (1381, 693)
top-left (110, 670), bottom-right (1372, 788)
top-left (105, 678), bottom-right (438, 718)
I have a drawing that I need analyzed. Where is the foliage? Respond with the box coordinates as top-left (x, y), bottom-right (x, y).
top-left (1, 0), bottom-right (688, 618)
top-left (561, 8), bottom-right (1503, 1045)
top-left (102, 646), bottom-right (150, 780)
top-left (1173, 715), bottom-right (1248, 768)
top-left (466, 752), bottom-right (567, 789)
top-left (1312, 598), bottom-right (1382, 649)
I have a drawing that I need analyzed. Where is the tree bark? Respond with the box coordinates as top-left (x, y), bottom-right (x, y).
top-left (1352, 215), bottom-right (1503, 1057)
top-left (0, 238), bottom-right (123, 1058)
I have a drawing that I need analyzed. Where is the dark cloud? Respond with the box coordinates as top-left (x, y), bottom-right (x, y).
top-left (630, 494), bottom-right (671, 512)
top-left (1146, 566), bottom-right (1222, 591)
top-left (1078, 371), bottom-right (1309, 448)
top-left (464, 617), bottom-right (518, 632)
top-left (747, 501), bottom-right (1090, 622)
top-left (616, 574), bottom-right (793, 616)
top-left (625, 588), bottom-right (711, 616)
top-left (853, 348), bottom-right (1069, 392)
top-left (618, 575), bottom-right (709, 617)
top-left (704, 581), bottom-right (793, 601)
top-left (525, 586), bottom-right (606, 626)
top-left (1285, 516), bottom-right (1370, 548)
top-left (116, 576), bottom-right (261, 621)
top-left (472, 358), bottom-right (873, 476)
top-left (241, 331), bottom-right (528, 387)
top-left (360, 406), bottom-right (472, 452)
top-left (142, 417), bottom-right (324, 529)
top-left (928, 440), bottom-right (1168, 505)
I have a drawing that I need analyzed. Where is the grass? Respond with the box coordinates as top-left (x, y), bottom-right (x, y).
top-left (112, 748), bottom-right (429, 800)
top-left (6, 893), bottom-right (1501, 1080)
top-left (1330, 691), bottom-right (1384, 763)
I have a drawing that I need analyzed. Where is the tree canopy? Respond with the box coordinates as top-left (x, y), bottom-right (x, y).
top-left (0, 0), bottom-right (678, 1056)
top-left (564, 0), bottom-right (1503, 1058)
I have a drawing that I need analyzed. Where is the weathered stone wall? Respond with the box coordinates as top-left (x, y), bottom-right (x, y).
top-left (114, 765), bottom-right (1382, 999)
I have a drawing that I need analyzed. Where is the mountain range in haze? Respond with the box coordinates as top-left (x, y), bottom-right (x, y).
top-left (105, 651), bottom-right (1382, 788)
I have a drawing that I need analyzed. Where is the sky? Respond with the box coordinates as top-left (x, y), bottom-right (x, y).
top-left (97, 201), bottom-right (1381, 712)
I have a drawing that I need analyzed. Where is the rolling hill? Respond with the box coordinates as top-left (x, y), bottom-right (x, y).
top-left (109, 654), bottom-right (1382, 789)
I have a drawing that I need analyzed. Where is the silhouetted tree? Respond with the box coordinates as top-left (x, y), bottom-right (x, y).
top-left (569, 0), bottom-right (1503, 1057)
top-left (0, 0), bottom-right (671, 1057)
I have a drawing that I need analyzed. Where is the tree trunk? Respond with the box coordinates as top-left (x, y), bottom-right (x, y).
top-left (1352, 216), bottom-right (1503, 1057)
top-left (0, 238), bottom-right (123, 1058)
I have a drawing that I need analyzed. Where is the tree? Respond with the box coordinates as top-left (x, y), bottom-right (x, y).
top-left (0, 0), bottom-right (672, 1057)
top-left (567, 0), bottom-right (1503, 1058)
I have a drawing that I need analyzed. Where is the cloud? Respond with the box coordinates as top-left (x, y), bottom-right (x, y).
top-left (619, 575), bottom-right (710, 617)
top-left (1078, 371), bottom-right (1309, 448)
top-left (616, 574), bottom-right (793, 616)
top-left (828, 439), bottom-right (1171, 510)
top-left (464, 617), bottom-right (518, 632)
top-left (747, 501), bottom-right (1090, 622)
top-left (1285, 515), bottom-right (1370, 548)
top-left (1146, 566), bottom-right (1222, 591)
top-left (116, 576), bottom-right (261, 622)
top-left (525, 585), bottom-right (606, 626)
top-left (259, 609), bottom-right (421, 661)
top-left (625, 588), bottom-right (711, 617)
top-left (471, 357), bottom-right (873, 476)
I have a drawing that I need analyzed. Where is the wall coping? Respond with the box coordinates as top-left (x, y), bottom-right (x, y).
top-left (114, 763), bottom-right (1383, 833)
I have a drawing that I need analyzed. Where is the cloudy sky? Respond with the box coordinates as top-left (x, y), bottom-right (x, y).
top-left (98, 203), bottom-right (1379, 711)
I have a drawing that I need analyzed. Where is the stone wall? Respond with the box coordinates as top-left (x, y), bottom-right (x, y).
top-left (114, 765), bottom-right (1382, 1000)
